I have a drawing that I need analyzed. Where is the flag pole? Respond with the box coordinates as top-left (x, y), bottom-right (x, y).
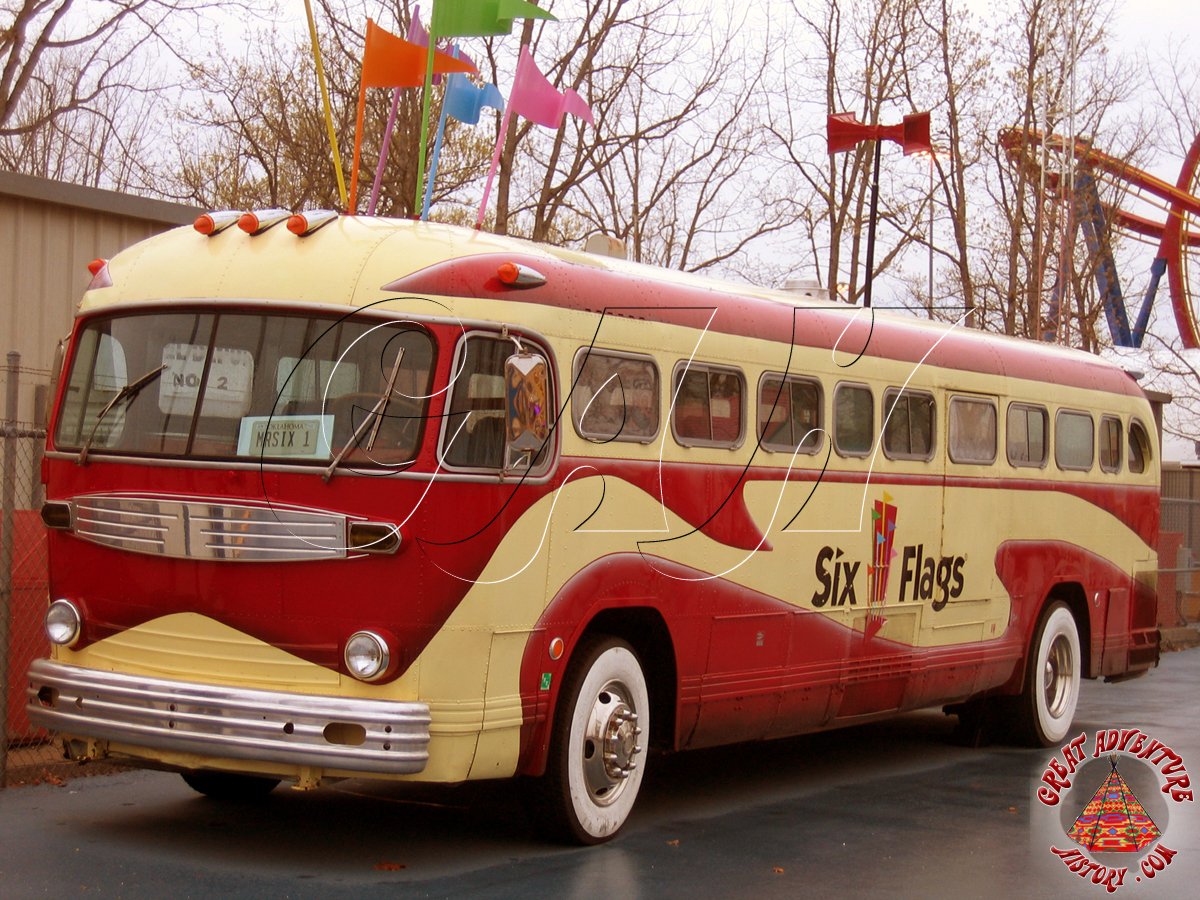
top-left (303, 0), bottom-right (348, 209)
top-left (414, 43), bottom-right (437, 214)
top-left (477, 106), bottom-right (514, 230)
top-left (348, 75), bottom-right (369, 213)
top-left (863, 139), bottom-right (882, 309)
top-left (368, 89), bottom-right (402, 216)
top-left (422, 75), bottom-right (455, 220)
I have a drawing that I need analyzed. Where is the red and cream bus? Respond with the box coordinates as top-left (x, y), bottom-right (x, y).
top-left (28, 211), bottom-right (1159, 843)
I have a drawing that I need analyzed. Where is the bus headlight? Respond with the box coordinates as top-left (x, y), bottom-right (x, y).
top-left (45, 599), bottom-right (81, 646)
top-left (344, 631), bottom-right (390, 681)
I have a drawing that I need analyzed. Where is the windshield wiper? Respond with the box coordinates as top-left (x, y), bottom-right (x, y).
top-left (322, 348), bottom-right (405, 483)
top-left (77, 364), bottom-right (167, 465)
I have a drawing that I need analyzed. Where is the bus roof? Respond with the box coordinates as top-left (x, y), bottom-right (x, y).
top-left (81, 214), bottom-right (1144, 399)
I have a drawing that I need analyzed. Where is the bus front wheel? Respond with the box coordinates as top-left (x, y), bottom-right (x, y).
top-left (533, 636), bottom-right (649, 844)
top-left (1010, 601), bottom-right (1081, 747)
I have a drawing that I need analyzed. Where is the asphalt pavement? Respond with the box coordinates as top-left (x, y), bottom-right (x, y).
top-left (2, 647), bottom-right (1198, 898)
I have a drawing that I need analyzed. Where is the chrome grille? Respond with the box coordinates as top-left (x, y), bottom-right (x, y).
top-left (70, 495), bottom-right (347, 561)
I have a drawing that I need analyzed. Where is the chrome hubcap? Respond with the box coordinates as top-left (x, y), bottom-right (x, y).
top-left (581, 687), bottom-right (643, 805)
top-left (1043, 634), bottom-right (1072, 717)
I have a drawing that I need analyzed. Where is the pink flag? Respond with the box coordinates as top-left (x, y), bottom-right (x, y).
top-left (476, 46), bottom-right (593, 229)
top-left (509, 45), bottom-right (593, 128)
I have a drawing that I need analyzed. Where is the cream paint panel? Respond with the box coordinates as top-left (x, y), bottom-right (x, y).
top-left (419, 463), bottom-right (1153, 777)
top-left (58, 612), bottom-right (416, 700)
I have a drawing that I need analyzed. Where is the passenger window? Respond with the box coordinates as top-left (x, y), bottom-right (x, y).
top-left (834, 383), bottom-right (873, 457)
top-left (442, 335), bottom-right (551, 470)
top-left (758, 375), bottom-right (822, 454)
top-left (1099, 416), bottom-right (1122, 473)
top-left (573, 350), bottom-right (659, 443)
top-left (1006, 403), bottom-right (1048, 467)
top-left (1055, 410), bottom-right (1094, 471)
top-left (883, 388), bottom-right (935, 460)
top-left (1129, 420), bottom-right (1151, 474)
top-left (948, 396), bottom-right (997, 464)
top-left (672, 364), bottom-right (744, 447)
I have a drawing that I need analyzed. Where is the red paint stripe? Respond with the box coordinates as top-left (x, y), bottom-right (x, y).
top-left (385, 253), bottom-right (1147, 397)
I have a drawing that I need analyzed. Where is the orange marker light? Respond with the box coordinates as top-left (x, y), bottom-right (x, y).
top-left (192, 211), bottom-right (242, 236)
top-left (86, 258), bottom-right (112, 290)
top-left (237, 212), bottom-right (261, 234)
top-left (497, 262), bottom-right (547, 288)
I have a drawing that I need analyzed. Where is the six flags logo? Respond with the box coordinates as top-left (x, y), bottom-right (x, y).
top-left (868, 492), bottom-right (898, 624)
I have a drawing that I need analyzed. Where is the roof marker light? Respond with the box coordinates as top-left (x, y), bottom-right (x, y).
top-left (497, 262), bottom-right (547, 288)
top-left (237, 208), bottom-right (292, 235)
top-left (287, 209), bottom-right (339, 236)
top-left (193, 211), bottom-right (242, 235)
top-left (86, 258), bottom-right (112, 290)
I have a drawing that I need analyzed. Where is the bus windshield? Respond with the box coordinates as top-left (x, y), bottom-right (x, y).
top-left (54, 309), bottom-right (435, 467)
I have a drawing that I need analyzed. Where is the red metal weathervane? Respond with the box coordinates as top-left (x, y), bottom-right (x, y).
top-left (827, 111), bottom-right (932, 308)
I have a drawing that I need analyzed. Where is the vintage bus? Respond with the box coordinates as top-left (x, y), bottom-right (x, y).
top-left (27, 211), bottom-right (1159, 843)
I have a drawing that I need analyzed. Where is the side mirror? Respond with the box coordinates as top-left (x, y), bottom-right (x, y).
top-left (504, 352), bottom-right (550, 472)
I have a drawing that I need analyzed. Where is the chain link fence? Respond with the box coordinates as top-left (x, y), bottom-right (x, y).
top-left (1, 353), bottom-right (54, 787)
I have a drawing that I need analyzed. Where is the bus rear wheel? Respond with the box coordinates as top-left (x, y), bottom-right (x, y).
top-left (533, 636), bottom-right (649, 844)
top-left (1009, 601), bottom-right (1081, 747)
top-left (181, 770), bottom-right (281, 800)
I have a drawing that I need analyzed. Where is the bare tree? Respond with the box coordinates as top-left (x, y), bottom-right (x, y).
top-left (768, 0), bottom-right (933, 304)
top-left (1, 1), bottom-right (225, 189)
top-left (978, 0), bottom-right (1148, 347)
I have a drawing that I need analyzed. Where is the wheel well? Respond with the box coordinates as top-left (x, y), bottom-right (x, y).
top-left (1046, 582), bottom-right (1091, 675)
top-left (582, 608), bottom-right (677, 752)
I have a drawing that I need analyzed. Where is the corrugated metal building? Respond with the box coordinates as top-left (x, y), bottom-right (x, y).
top-left (0, 171), bottom-right (198, 423)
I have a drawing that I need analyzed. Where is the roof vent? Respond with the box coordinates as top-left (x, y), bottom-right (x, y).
top-left (783, 278), bottom-right (829, 300)
top-left (584, 233), bottom-right (627, 259)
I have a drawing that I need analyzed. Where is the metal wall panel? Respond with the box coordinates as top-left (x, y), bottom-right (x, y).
top-left (0, 172), bottom-right (199, 423)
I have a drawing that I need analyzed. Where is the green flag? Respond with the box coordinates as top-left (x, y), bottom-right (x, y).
top-left (431, 0), bottom-right (556, 39)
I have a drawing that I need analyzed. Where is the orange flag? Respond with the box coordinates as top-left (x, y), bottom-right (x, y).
top-left (362, 18), bottom-right (473, 88)
top-left (350, 19), bottom-right (476, 212)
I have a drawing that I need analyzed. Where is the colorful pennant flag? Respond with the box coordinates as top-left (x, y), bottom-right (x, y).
top-left (361, 18), bottom-right (472, 88)
top-left (508, 44), bottom-right (593, 128)
top-left (476, 46), bottom-right (593, 228)
top-left (420, 72), bottom-right (506, 220)
top-left (369, 6), bottom-right (473, 215)
top-left (414, 0), bottom-right (558, 211)
top-left (445, 74), bottom-right (506, 126)
top-left (431, 0), bottom-right (556, 39)
top-left (349, 18), bottom-right (475, 213)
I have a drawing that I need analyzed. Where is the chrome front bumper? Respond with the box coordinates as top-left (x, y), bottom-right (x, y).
top-left (26, 659), bottom-right (430, 775)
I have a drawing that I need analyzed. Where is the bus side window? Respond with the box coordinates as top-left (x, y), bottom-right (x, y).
top-left (833, 382), bottom-right (873, 457)
top-left (442, 335), bottom-right (552, 471)
top-left (882, 387), bottom-right (935, 460)
top-left (1006, 403), bottom-right (1048, 467)
top-left (1099, 415), bottom-right (1122, 473)
top-left (671, 363), bottom-right (745, 448)
top-left (758, 374), bottom-right (822, 454)
top-left (573, 349), bottom-right (659, 443)
top-left (948, 395), bottom-right (997, 465)
top-left (1055, 410), bottom-right (1094, 472)
top-left (1129, 419), bottom-right (1151, 474)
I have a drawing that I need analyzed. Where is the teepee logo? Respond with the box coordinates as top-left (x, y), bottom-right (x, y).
top-left (1067, 756), bottom-right (1161, 853)
top-left (1036, 729), bottom-right (1191, 894)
